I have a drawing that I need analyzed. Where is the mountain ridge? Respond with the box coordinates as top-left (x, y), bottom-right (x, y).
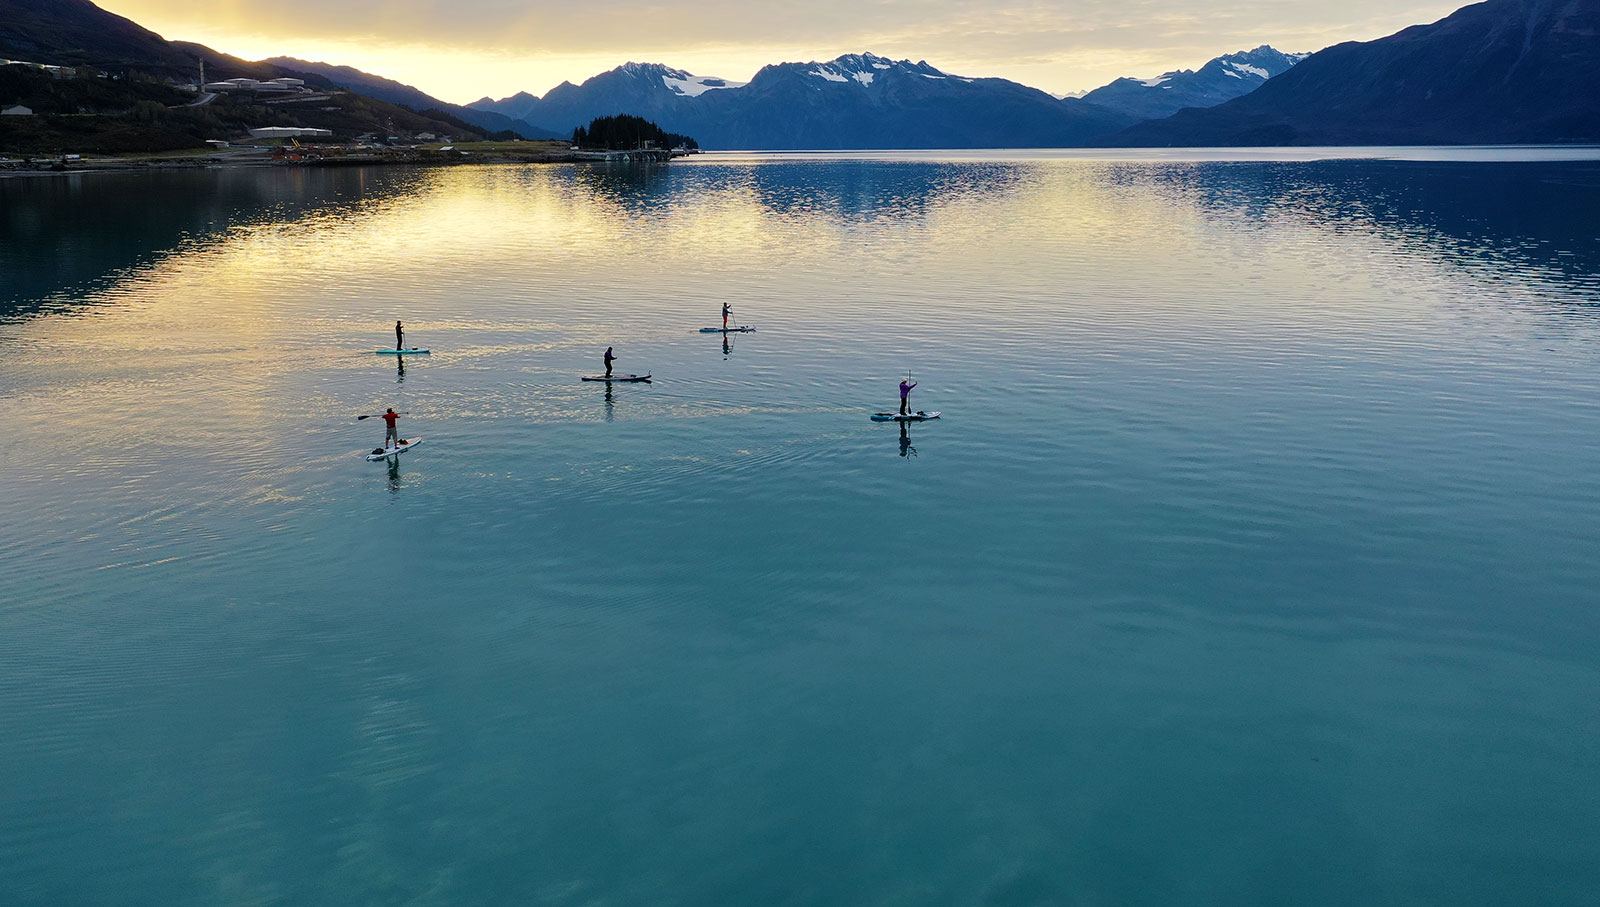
top-left (262, 57), bottom-right (561, 139)
top-left (1106, 0), bottom-right (1600, 145)
top-left (470, 52), bottom-right (1138, 148)
top-left (7, 0), bottom-right (1597, 151)
top-left (0, 0), bottom-right (498, 152)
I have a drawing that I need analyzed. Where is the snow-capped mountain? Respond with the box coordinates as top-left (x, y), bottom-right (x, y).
top-left (470, 62), bottom-right (743, 135)
top-left (471, 53), bottom-right (1134, 149)
top-left (685, 53), bottom-right (1132, 148)
top-left (788, 52), bottom-right (955, 87)
top-left (1078, 46), bottom-right (1306, 121)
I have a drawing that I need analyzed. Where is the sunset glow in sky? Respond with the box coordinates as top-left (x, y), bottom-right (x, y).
top-left (95, 0), bottom-right (1462, 105)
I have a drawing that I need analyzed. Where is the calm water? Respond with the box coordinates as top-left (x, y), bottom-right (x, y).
top-left (3, 150), bottom-right (1600, 906)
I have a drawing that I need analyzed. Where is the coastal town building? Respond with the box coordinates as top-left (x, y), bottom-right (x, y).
top-left (1, 104), bottom-right (33, 116)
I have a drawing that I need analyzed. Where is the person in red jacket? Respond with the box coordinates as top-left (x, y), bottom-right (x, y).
top-left (379, 407), bottom-right (402, 448)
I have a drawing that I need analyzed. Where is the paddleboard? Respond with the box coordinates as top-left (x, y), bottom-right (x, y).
top-left (698, 326), bottom-right (756, 333)
top-left (870, 411), bottom-right (940, 422)
top-left (365, 438), bottom-right (422, 460)
top-left (582, 374), bottom-right (652, 382)
top-left (375, 348), bottom-right (430, 355)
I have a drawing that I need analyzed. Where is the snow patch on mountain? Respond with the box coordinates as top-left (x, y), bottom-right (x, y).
top-left (806, 53), bottom-right (904, 86)
top-left (796, 53), bottom-right (966, 88)
top-left (1225, 61), bottom-right (1270, 79)
top-left (612, 61), bottom-right (747, 97)
top-left (662, 72), bottom-right (747, 97)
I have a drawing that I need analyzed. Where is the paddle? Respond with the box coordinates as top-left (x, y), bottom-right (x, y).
top-left (357, 412), bottom-right (408, 420)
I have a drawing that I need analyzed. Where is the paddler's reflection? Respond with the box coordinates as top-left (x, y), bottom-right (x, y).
top-left (387, 457), bottom-right (402, 491)
top-left (899, 422), bottom-right (917, 458)
top-left (395, 354), bottom-right (406, 381)
top-left (722, 334), bottom-right (731, 358)
top-left (604, 383), bottom-right (615, 422)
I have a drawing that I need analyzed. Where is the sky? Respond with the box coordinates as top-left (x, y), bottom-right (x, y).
top-left (96, 0), bottom-right (1463, 105)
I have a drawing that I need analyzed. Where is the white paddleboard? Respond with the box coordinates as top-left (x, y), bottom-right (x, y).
top-left (699, 326), bottom-right (755, 333)
top-left (365, 438), bottom-right (423, 460)
top-left (870, 411), bottom-right (940, 422)
top-left (375, 348), bottom-right (430, 355)
top-left (582, 374), bottom-right (652, 382)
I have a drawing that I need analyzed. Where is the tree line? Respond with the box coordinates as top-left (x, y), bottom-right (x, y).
top-left (572, 114), bottom-right (698, 151)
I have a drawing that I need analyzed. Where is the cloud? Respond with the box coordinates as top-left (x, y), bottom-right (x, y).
top-left (97, 0), bottom-right (1465, 103)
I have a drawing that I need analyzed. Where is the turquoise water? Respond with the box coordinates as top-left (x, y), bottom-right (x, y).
top-left (3, 152), bottom-right (1600, 905)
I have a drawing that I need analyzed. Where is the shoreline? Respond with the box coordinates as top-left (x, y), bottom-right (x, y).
top-left (0, 143), bottom-right (686, 179)
top-left (6, 144), bottom-right (1594, 180)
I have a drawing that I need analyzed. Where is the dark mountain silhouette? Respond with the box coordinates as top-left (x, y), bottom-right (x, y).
top-left (0, 0), bottom-right (193, 74)
top-left (1108, 0), bottom-right (1600, 145)
top-left (264, 57), bottom-right (561, 139)
top-left (0, 0), bottom-right (325, 85)
top-left (0, 0), bottom-right (491, 152)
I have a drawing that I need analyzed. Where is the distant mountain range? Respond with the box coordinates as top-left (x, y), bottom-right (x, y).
top-left (4, 0), bottom-right (1599, 150)
top-left (1108, 0), bottom-right (1600, 145)
top-left (466, 50), bottom-right (1315, 148)
top-left (1079, 46), bottom-right (1308, 122)
top-left (491, 54), bottom-right (1140, 149)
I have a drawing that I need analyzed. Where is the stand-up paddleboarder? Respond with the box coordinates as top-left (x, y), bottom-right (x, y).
top-left (378, 408), bottom-right (402, 448)
top-left (898, 378), bottom-right (917, 415)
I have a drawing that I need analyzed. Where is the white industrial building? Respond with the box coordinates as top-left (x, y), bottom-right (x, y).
top-left (205, 77), bottom-right (307, 93)
top-left (247, 126), bottom-right (333, 139)
top-left (3, 60), bottom-right (76, 79)
top-left (1, 104), bottom-right (33, 116)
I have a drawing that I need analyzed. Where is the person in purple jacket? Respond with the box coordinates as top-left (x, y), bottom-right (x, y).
top-left (898, 377), bottom-right (917, 415)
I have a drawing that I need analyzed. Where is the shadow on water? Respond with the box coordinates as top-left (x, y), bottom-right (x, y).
top-left (0, 166), bottom-right (435, 322)
top-left (1117, 160), bottom-right (1600, 292)
top-left (564, 161), bottom-right (675, 212)
top-left (557, 158), bottom-right (1030, 223)
top-left (715, 160), bottom-right (1031, 223)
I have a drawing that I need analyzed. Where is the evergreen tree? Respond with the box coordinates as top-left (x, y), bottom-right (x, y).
top-left (572, 115), bottom-right (697, 151)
